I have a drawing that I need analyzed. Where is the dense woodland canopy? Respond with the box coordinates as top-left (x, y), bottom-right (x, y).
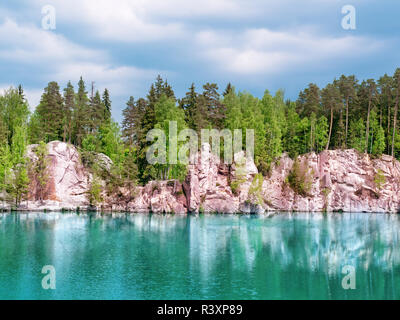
top-left (1, 69), bottom-right (400, 205)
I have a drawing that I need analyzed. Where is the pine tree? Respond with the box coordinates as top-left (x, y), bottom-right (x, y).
top-left (63, 81), bottom-right (75, 143)
top-left (202, 83), bottom-right (226, 129)
top-left (392, 68), bottom-right (400, 157)
top-left (35, 81), bottom-right (65, 142)
top-left (359, 79), bottom-right (378, 153)
top-left (102, 88), bottom-right (112, 121)
top-left (74, 76), bottom-right (90, 146)
top-left (377, 74), bottom-right (394, 154)
top-left (181, 83), bottom-right (198, 129)
top-left (321, 83), bottom-right (341, 150)
top-left (296, 83), bottom-right (321, 117)
top-left (223, 83), bottom-right (233, 97)
top-left (337, 75), bottom-right (358, 148)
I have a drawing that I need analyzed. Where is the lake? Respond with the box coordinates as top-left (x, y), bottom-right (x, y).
top-left (0, 212), bottom-right (399, 299)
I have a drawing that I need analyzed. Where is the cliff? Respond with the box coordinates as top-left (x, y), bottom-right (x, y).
top-left (2, 141), bottom-right (400, 213)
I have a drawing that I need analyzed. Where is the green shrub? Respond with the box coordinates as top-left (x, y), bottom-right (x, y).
top-left (248, 173), bottom-right (264, 205)
top-left (88, 175), bottom-right (103, 206)
top-left (374, 169), bottom-right (386, 191)
top-left (230, 158), bottom-right (247, 196)
top-left (287, 159), bottom-right (313, 196)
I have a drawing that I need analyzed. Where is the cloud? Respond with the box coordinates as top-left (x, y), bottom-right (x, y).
top-left (41, 0), bottom-right (187, 42)
top-left (0, 84), bottom-right (42, 110)
top-left (195, 28), bottom-right (384, 75)
top-left (0, 18), bottom-right (104, 69)
top-left (0, 18), bottom-right (164, 111)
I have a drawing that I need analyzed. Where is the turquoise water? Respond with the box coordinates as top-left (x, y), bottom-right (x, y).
top-left (0, 212), bottom-right (399, 300)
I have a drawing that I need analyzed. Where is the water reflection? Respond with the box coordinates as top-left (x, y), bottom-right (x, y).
top-left (0, 212), bottom-right (399, 299)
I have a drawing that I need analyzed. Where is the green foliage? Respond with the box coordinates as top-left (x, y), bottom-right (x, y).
top-left (2, 68), bottom-right (400, 207)
top-left (230, 158), bottom-right (247, 196)
top-left (374, 169), bottom-right (386, 191)
top-left (31, 141), bottom-right (50, 202)
top-left (0, 144), bottom-right (12, 192)
top-left (33, 81), bottom-right (64, 142)
top-left (287, 159), bottom-right (313, 196)
top-left (349, 118), bottom-right (366, 153)
top-left (248, 173), bottom-right (264, 205)
top-left (0, 87), bottom-right (30, 146)
top-left (88, 175), bottom-right (103, 206)
top-left (6, 164), bottom-right (29, 207)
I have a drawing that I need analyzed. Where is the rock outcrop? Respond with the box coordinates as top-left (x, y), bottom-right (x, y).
top-left (25, 141), bottom-right (91, 211)
top-left (3, 141), bottom-right (400, 213)
top-left (260, 149), bottom-right (400, 213)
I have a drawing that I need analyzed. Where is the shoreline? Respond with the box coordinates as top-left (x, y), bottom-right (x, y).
top-left (0, 207), bottom-right (397, 215)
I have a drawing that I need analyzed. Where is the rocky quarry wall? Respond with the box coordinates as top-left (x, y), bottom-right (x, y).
top-left (4, 141), bottom-right (400, 214)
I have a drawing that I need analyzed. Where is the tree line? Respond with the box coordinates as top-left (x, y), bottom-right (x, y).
top-left (1, 69), bottom-right (400, 206)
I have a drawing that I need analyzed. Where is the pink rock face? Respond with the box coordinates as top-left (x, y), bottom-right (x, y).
top-left (27, 141), bottom-right (90, 210)
top-left (23, 142), bottom-right (400, 213)
top-left (262, 150), bottom-right (400, 213)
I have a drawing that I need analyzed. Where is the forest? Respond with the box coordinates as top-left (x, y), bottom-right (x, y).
top-left (1, 69), bottom-right (400, 206)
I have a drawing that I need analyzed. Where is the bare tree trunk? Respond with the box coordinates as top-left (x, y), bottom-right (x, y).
top-left (388, 103), bottom-right (391, 154)
top-left (345, 97), bottom-right (349, 148)
top-left (365, 100), bottom-right (371, 153)
top-left (326, 107), bottom-right (333, 150)
top-left (392, 95), bottom-right (399, 157)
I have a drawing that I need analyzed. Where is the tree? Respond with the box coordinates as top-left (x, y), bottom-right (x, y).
top-left (73, 76), bottom-right (90, 146)
top-left (31, 141), bottom-right (49, 202)
top-left (63, 81), bottom-right (75, 143)
top-left (377, 74), bottom-right (394, 154)
top-left (223, 82), bottom-right (233, 96)
top-left (348, 118), bottom-right (365, 153)
top-left (146, 94), bottom-right (187, 181)
top-left (122, 96), bottom-right (146, 147)
top-left (392, 68), bottom-right (400, 157)
top-left (202, 83), bottom-right (226, 129)
top-left (260, 90), bottom-right (282, 166)
top-left (0, 87), bottom-right (30, 146)
top-left (321, 83), bottom-right (341, 150)
top-left (102, 88), bottom-right (112, 121)
top-left (181, 83), bottom-right (198, 129)
top-left (7, 125), bottom-right (29, 207)
top-left (315, 116), bottom-right (329, 153)
top-left (35, 81), bottom-right (64, 142)
top-left (296, 83), bottom-right (321, 117)
top-left (359, 79), bottom-right (378, 153)
top-left (337, 75), bottom-right (358, 148)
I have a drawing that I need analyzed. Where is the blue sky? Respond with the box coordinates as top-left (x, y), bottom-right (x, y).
top-left (0, 0), bottom-right (399, 122)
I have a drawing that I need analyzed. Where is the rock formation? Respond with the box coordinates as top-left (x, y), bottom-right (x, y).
top-left (3, 141), bottom-right (400, 213)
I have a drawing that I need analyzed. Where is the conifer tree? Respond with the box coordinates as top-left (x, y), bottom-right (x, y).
top-left (63, 81), bottom-right (75, 143)
top-left (102, 88), bottom-right (112, 121)
top-left (321, 83), bottom-right (341, 150)
top-left (73, 76), bottom-right (90, 146)
top-left (35, 81), bottom-right (64, 142)
top-left (337, 75), bottom-right (358, 147)
top-left (392, 68), bottom-right (400, 157)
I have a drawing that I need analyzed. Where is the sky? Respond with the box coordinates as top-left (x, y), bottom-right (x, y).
top-left (0, 0), bottom-right (399, 122)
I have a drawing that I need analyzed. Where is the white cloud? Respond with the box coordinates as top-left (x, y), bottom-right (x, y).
top-left (0, 18), bottom-right (104, 66)
top-left (53, 62), bottom-right (164, 96)
top-left (42, 0), bottom-right (187, 42)
top-left (195, 28), bottom-right (384, 75)
top-left (0, 18), bottom-right (163, 110)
